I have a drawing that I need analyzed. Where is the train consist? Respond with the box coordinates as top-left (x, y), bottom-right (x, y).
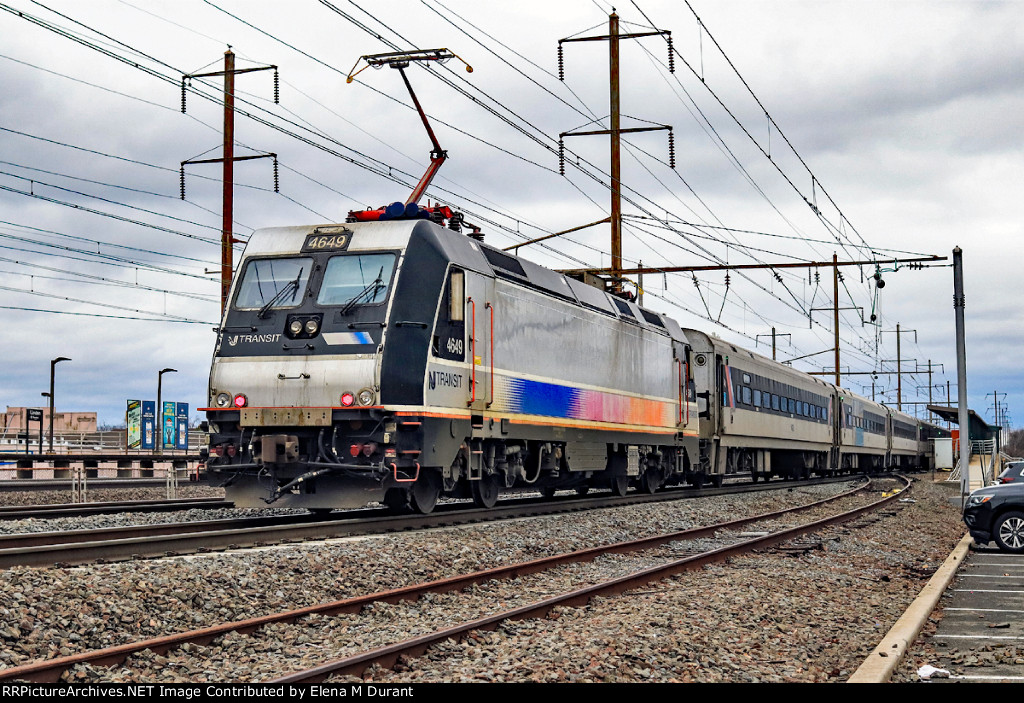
top-left (201, 210), bottom-right (946, 512)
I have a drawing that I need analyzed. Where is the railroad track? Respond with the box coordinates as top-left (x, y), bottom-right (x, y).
top-left (0, 476), bottom-right (857, 568)
top-left (0, 476), bottom-right (909, 683)
top-left (0, 497), bottom-right (230, 521)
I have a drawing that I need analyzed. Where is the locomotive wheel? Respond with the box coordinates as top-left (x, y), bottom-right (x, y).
top-left (383, 488), bottom-right (410, 512)
top-left (640, 470), bottom-right (663, 494)
top-left (410, 471), bottom-right (442, 514)
top-left (472, 473), bottom-right (501, 509)
top-left (711, 474), bottom-right (724, 488)
top-left (610, 475), bottom-right (629, 497)
top-left (575, 485), bottom-right (591, 497)
top-left (750, 471), bottom-right (759, 483)
top-left (541, 486), bottom-right (558, 499)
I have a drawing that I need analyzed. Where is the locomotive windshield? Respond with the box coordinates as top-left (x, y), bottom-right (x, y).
top-left (317, 252), bottom-right (397, 307)
top-left (234, 256), bottom-right (312, 310)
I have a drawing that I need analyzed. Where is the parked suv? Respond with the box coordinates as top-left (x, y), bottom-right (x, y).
top-left (964, 480), bottom-right (1024, 553)
top-left (996, 461), bottom-right (1024, 484)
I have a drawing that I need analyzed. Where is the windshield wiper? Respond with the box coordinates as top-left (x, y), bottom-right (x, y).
top-left (257, 268), bottom-right (303, 319)
top-left (339, 267), bottom-right (384, 315)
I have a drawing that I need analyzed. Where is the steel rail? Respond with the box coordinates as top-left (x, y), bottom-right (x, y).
top-left (271, 476), bottom-right (910, 683)
top-left (0, 477), bottom-right (883, 683)
top-left (0, 497), bottom-right (229, 521)
top-left (0, 476), bottom-right (856, 568)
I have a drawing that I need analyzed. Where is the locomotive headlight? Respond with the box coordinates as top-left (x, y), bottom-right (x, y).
top-left (215, 392), bottom-right (232, 408)
top-left (305, 318), bottom-right (320, 336)
top-left (357, 388), bottom-right (375, 406)
top-left (289, 319), bottom-right (304, 336)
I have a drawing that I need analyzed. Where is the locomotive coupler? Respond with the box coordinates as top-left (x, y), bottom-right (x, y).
top-left (254, 434), bottom-right (300, 467)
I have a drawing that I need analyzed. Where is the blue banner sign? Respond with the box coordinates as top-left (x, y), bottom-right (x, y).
top-left (141, 401), bottom-right (156, 450)
top-left (176, 403), bottom-right (189, 450)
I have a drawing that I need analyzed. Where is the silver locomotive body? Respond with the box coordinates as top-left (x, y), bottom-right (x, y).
top-left (204, 219), bottom-right (700, 510)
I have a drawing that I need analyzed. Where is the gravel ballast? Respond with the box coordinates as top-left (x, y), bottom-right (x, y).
top-left (0, 477), bottom-right (966, 682)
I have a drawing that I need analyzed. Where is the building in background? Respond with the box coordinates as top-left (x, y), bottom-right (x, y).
top-left (1, 407), bottom-right (98, 435)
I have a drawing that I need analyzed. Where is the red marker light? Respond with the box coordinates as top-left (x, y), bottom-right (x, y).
top-left (233, 394), bottom-right (248, 408)
top-left (340, 392), bottom-right (355, 407)
top-left (349, 444), bottom-right (361, 457)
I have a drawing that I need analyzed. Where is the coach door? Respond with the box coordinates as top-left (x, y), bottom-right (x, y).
top-left (831, 394), bottom-right (842, 471)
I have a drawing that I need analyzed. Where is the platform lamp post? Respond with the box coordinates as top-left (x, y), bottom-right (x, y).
top-left (48, 356), bottom-right (71, 454)
top-left (157, 368), bottom-right (177, 455)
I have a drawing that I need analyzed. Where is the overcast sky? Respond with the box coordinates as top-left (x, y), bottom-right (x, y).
top-left (0, 0), bottom-right (1020, 432)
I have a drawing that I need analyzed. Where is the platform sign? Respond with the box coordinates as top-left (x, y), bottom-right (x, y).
top-left (162, 401), bottom-right (176, 450)
top-left (127, 400), bottom-right (142, 449)
top-left (141, 401), bottom-right (156, 450)
top-left (175, 403), bottom-right (189, 450)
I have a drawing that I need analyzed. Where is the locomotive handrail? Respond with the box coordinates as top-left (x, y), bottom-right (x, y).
top-left (677, 360), bottom-right (683, 426)
top-left (685, 359), bottom-right (690, 426)
top-left (486, 301), bottom-right (494, 408)
top-left (467, 297), bottom-right (476, 406)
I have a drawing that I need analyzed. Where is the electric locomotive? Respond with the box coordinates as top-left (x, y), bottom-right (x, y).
top-left (202, 211), bottom-right (702, 512)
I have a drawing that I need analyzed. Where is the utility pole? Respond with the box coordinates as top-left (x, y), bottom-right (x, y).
top-left (987, 390), bottom-right (1006, 430)
top-left (181, 49), bottom-right (279, 311)
top-left (558, 13), bottom-right (674, 289)
top-left (952, 247), bottom-right (969, 499)
top-left (832, 253), bottom-right (840, 387)
top-left (756, 327), bottom-right (791, 361)
top-left (917, 360), bottom-right (944, 421)
top-left (881, 324), bottom-right (917, 411)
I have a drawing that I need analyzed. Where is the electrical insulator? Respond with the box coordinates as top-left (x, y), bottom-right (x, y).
top-left (815, 271), bottom-right (820, 284)
top-left (180, 77), bottom-right (187, 113)
top-left (557, 43), bottom-right (564, 81)
top-left (692, 274), bottom-right (700, 288)
top-left (273, 157), bottom-right (279, 193)
top-left (774, 271), bottom-right (783, 283)
top-left (179, 166), bottom-right (185, 200)
top-left (668, 130), bottom-right (675, 170)
top-left (724, 272), bottom-right (730, 287)
top-left (559, 138), bottom-right (565, 176)
top-left (274, 69), bottom-right (280, 104)
top-left (667, 35), bottom-right (675, 73)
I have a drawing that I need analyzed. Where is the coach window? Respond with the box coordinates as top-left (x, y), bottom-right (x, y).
top-left (771, 394), bottom-right (780, 411)
top-left (742, 387), bottom-right (752, 405)
top-left (753, 389), bottom-right (762, 408)
top-left (788, 399), bottom-right (796, 414)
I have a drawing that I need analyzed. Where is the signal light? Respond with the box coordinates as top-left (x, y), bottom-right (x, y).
top-left (340, 392), bottom-right (355, 407)
top-left (233, 394), bottom-right (248, 408)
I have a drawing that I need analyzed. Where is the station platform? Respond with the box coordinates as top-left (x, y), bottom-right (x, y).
top-left (851, 471), bottom-right (1023, 682)
top-left (919, 545), bottom-right (1024, 682)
